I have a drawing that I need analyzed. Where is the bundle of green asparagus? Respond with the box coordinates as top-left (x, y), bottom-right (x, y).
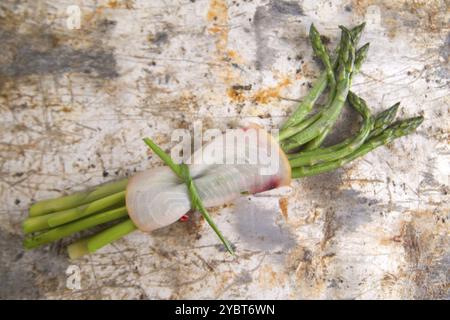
top-left (22, 23), bottom-right (423, 258)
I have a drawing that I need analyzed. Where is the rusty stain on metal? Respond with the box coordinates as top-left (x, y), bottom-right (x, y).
top-left (252, 77), bottom-right (292, 104)
top-left (227, 77), bottom-right (292, 104)
top-left (279, 197), bottom-right (289, 220)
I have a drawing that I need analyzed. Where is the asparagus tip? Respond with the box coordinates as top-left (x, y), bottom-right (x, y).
top-left (359, 42), bottom-right (370, 51)
top-left (389, 115), bottom-right (424, 137)
top-left (338, 25), bottom-right (351, 33)
top-left (390, 102), bottom-right (400, 117)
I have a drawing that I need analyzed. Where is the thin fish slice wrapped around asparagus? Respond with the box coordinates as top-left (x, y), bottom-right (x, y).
top-left (126, 126), bottom-right (291, 232)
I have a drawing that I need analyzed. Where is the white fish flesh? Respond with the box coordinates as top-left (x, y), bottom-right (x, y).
top-left (126, 127), bottom-right (291, 232)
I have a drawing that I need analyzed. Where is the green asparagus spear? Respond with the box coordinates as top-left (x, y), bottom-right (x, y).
top-left (24, 206), bottom-right (129, 249)
top-left (302, 42), bottom-right (370, 151)
top-left (289, 91), bottom-right (373, 166)
top-left (310, 24), bottom-right (336, 92)
top-left (87, 219), bottom-right (137, 254)
top-left (29, 178), bottom-right (128, 217)
top-left (300, 25), bottom-right (338, 150)
top-left (23, 190), bottom-right (126, 234)
top-left (291, 116), bottom-right (424, 178)
top-left (67, 219), bottom-right (137, 259)
top-left (354, 43), bottom-right (370, 73)
top-left (280, 23), bottom-right (366, 131)
top-left (349, 22), bottom-right (366, 45)
top-left (281, 27), bottom-right (355, 151)
top-left (285, 90), bottom-right (372, 159)
top-left (280, 72), bottom-right (328, 131)
top-left (369, 102), bottom-right (400, 138)
top-left (277, 110), bottom-right (323, 141)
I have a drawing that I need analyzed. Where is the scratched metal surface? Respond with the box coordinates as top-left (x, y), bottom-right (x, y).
top-left (0, 0), bottom-right (448, 299)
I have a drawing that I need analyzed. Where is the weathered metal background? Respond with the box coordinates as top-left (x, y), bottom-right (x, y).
top-left (0, 0), bottom-right (448, 299)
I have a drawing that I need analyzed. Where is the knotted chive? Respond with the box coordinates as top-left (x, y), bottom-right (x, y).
top-left (143, 138), bottom-right (234, 255)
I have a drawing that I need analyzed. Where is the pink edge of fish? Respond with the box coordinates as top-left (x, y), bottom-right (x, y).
top-left (126, 126), bottom-right (292, 232)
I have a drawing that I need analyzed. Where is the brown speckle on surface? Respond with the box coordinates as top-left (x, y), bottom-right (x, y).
top-left (279, 197), bottom-right (289, 220)
top-left (401, 222), bottom-right (421, 266)
top-left (252, 78), bottom-right (292, 104)
top-left (227, 87), bottom-right (246, 103)
top-left (321, 209), bottom-right (337, 250)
